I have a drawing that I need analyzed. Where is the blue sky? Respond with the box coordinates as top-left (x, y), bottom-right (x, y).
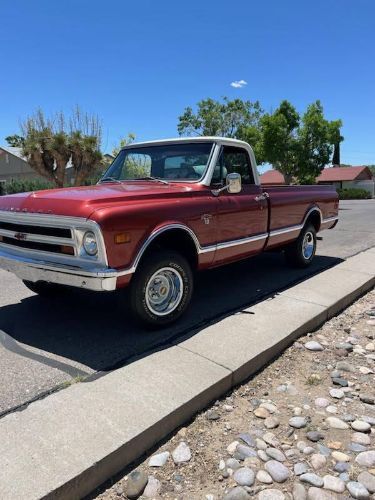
top-left (1, 0), bottom-right (374, 165)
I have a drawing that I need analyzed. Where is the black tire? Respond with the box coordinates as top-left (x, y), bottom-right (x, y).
top-left (284, 223), bottom-right (317, 268)
top-left (130, 250), bottom-right (193, 328)
top-left (23, 280), bottom-right (68, 297)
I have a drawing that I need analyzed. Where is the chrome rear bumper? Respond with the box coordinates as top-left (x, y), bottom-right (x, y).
top-left (0, 249), bottom-right (118, 291)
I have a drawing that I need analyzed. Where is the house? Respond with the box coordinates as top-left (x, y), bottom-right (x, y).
top-left (0, 145), bottom-right (76, 187)
top-left (0, 146), bottom-right (44, 182)
top-left (260, 165), bottom-right (374, 197)
top-left (259, 169), bottom-right (286, 185)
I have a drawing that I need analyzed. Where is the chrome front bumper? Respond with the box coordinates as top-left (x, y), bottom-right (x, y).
top-left (0, 249), bottom-right (118, 291)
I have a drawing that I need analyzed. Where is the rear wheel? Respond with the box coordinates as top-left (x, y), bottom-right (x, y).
top-left (23, 280), bottom-right (68, 297)
top-left (284, 223), bottom-right (317, 268)
top-left (130, 251), bottom-right (193, 328)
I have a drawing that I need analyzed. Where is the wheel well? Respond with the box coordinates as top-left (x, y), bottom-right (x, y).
top-left (305, 210), bottom-right (321, 232)
top-left (138, 229), bottom-right (199, 270)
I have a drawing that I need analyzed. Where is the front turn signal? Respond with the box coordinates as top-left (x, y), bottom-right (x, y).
top-left (115, 232), bottom-right (131, 244)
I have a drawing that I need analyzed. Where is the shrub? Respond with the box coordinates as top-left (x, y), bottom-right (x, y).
top-left (1, 178), bottom-right (54, 195)
top-left (337, 187), bottom-right (371, 200)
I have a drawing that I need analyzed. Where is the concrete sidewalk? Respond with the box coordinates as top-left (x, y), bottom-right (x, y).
top-left (0, 248), bottom-right (374, 499)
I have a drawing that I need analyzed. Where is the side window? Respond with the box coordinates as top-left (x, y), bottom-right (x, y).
top-left (212, 146), bottom-right (254, 185)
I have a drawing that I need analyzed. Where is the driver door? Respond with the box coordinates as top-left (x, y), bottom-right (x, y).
top-left (212, 146), bottom-right (268, 265)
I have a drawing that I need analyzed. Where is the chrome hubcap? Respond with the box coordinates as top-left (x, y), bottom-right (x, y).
top-left (145, 267), bottom-right (184, 316)
top-left (302, 231), bottom-right (314, 259)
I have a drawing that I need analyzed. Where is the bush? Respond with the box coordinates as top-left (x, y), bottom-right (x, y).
top-left (337, 187), bottom-right (371, 200)
top-left (1, 178), bottom-right (54, 195)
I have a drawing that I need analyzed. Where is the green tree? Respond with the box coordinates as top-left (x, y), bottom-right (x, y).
top-left (18, 107), bottom-right (102, 187)
top-left (177, 97), bottom-right (263, 138)
top-left (261, 100), bottom-right (343, 184)
top-left (5, 134), bottom-right (25, 148)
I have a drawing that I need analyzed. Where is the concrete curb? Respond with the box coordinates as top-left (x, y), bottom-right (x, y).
top-left (0, 248), bottom-right (374, 499)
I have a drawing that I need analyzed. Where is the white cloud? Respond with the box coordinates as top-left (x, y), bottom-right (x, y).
top-left (230, 79), bottom-right (247, 88)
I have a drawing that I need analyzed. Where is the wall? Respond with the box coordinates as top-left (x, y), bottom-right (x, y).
top-left (0, 150), bottom-right (44, 181)
top-left (344, 180), bottom-right (375, 197)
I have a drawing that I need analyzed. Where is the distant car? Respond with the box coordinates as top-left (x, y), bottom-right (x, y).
top-left (0, 137), bottom-right (338, 327)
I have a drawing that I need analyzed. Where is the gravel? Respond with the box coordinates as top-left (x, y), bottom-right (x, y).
top-left (95, 290), bottom-right (375, 500)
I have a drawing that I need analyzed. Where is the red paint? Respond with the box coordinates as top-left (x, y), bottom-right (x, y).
top-left (0, 180), bottom-right (338, 287)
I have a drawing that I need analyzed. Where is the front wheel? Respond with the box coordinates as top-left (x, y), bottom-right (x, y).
top-left (130, 251), bottom-right (193, 328)
top-left (284, 223), bottom-right (317, 268)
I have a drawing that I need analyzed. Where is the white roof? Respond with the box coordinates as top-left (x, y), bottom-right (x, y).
top-left (122, 136), bottom-right (250, 150)
top-left (0, 145), bottom-right (27, 161)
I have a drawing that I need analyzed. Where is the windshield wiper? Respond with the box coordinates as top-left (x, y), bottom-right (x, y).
top-left (137, 176), bottom-right (169, 185)
top-left (98, 177), bottom-right (123, 184)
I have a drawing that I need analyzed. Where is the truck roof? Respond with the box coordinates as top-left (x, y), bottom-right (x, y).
top-left (121, 136), bottom-right (251, 150)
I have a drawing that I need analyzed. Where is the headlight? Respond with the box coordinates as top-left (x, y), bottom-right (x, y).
top-left (82, 231), bottom-right (98, 256)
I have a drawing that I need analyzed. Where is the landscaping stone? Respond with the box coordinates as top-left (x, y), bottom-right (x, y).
top-left (357, 471), bottom-right (375, 494)
top-left (264, 460), bottom-right (290, 483)
top-left (148, 451), bottom-right (170, 467)
top-left (305, 341), bottom-right (324, 351)
top-left (346, 481), bottom-right (370, 499)
top-left (223, 486), bottom-right (250, 500)
top-left (356, 450), bottom-right (375, 467)
top-left (172, 442), bottom-right (191, 464)
top-left (289, 416), bottom-right (307, 429)
top-left (326, 417), bottom-right (349, 430)
top-left (323, 474), bottom-right (345, 493)
top-left (125, 470), bottom-right (148, 499)
top-left (257, 489), bottom-right (285, 500)
top-left (300, 473), bottom-right (324, 487)
top-left (233, 467), bottom-right (255, 487)
top-left (256, 470), bottom-right (273, 484)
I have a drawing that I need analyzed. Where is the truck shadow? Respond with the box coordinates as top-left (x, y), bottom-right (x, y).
top-left (0, 251), bottom-right (342, 381)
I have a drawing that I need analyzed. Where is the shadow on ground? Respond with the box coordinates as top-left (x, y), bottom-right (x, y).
top-left (0, 251), bottom-right (342, 377)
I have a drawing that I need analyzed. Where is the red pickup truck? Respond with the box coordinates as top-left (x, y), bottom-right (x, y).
top-left (0, 138), bottom-right (338, 326)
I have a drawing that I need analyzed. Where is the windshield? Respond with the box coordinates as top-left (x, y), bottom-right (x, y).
top-left (101, 142), bottom-right (214, 182)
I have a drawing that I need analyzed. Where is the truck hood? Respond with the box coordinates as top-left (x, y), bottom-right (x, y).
top-left (0, 182), bottom-right (196, 218)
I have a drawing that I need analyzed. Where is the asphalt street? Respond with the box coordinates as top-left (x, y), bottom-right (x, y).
top-left (0, 199), bottom-right (374, 416)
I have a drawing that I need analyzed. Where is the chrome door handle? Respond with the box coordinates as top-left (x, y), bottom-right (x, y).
top-left (255, 194), bottom-right (268, 202)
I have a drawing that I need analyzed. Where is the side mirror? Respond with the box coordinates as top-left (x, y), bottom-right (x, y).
top-left (226, 172), bottom-right (242, 194)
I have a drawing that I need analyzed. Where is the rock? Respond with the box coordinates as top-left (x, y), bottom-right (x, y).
top-left (317, 444), bottom-right (331, 456)
top-left (362, 415), bottom-right (375, 425)
top-left (326, 417), bottom-right (349, 430)
top-left (329, 388), bottom-right (344, 399)
top-left (339, 472), bottom-right (350, 482)
top-left (311, 453), bottom-right (327, 470)
top-left (233, 467), bottom-right (255, 487)
top-left (357, 471), bottom-right (375, 493)
top-left (264, 416), bottom-right (280, 429)
top-left (350, 443), bottom-right (367, 452)
top-left (356, 450), bottom-right (375, 467)
top-left (143, 476), bottom-right (161, 498)
top-left (359, 366), bottom-right (374, 375)
top-left (243, 456), bottom-right (260, 468)
top-left (315, 397), bottom-right (330, 408)
top-left (292, 483), bottom-right (307, 500)
top-left (303, 446), bottom-right (315, 455)
top-left (336, 342), bottom-right (353, 351)
top-left (148, 451), bottom-right (170, 467)
top-left (306, 431), bottom-right (324, 442)
top-left (227, 458), bottom-right (241, 470)
top-left (334, 462), bottom-right (350, 473)
top-left (307, 487), bottom-right (338, 499)
top-left (236, 444), bottom-right (257, 460)
top-left (266, 447), bottom-right (286, 462)
top-left (172, 442), bottom-right (191, 464)
top-left (326, 405), bottom-right (338, 414)
top-left (332, 451), bottom-right (350, 462)
top-left (295, 462), bottom-right (308, 475)
top-left (223, 486), bottom-right (250, 500)
top-left (260, 402), bottom-right (278, 413)
top-left (125, 470), bottom-right (148, 499)
top-left (323, 474), bottom-right (345, 493)
top-left (256, 469), bottom-right (273, 484)
top-left (360, 394), bottom-right (375, 405)
top-left (256, 438), bottom-right (267, 450)
top-left (336, 361), bottom-right (355, 372)
top-left (352, 420), bottom-right (371, 433)
top-left (327, 440), bottom-right (342, 450)
top-left (332, 377), bottom-right (348, 387)
top-left (258, 489), bottom-right (285, 500)
top-left (346, 481), bottom-right (370, 499)
top-left (300, 473), bottom-right (324, 487)
top-left (228, 441), bottom-right (240, 454)
top-left (206, 409), bottom-right (220, 420)
top-left (265, 460), bottom-right (290, 482)
top-left (365, 342), bottom-right (375, 351)
top-left (263, 432), bottom-right (280, 447)
top-left (239, 433), bottom-right (256, 447)
top-left (305, 341), bottom-right (324, 351)
top-left (289, 416), bottom-right (307, 429)
top-left (254, 407), bottom-right (270, 419)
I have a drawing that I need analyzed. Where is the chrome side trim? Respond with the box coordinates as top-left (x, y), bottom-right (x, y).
top-left (322, 216), bottom-right (339, 224)
top-left (269, 225), bottom-right (303, 238)
top-left (216, 233), bottom-right (268, 250)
